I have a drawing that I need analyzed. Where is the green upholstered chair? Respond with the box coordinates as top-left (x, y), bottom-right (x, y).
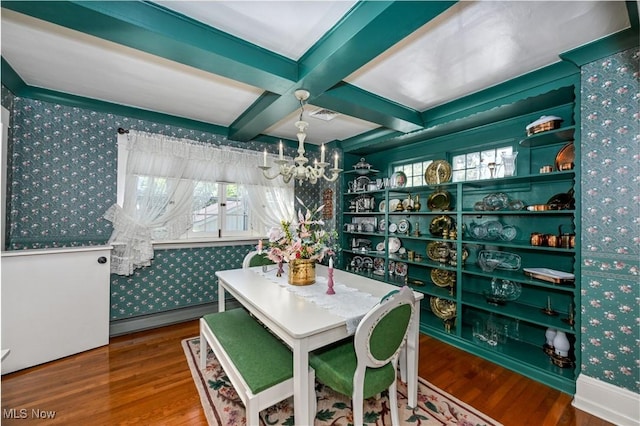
top-left (309, 286), bottom-right (415, 426)
top-left (242, 250), bottom-right (275, 269)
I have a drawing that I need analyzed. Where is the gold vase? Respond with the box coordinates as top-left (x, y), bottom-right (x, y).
top-left (288, 259), bottom-right (316, 286)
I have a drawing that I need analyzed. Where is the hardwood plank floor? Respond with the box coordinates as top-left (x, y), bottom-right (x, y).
top-left (1, 320), bottom-right (613, 425)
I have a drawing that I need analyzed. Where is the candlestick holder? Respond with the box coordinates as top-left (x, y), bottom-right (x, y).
top-left (326, 267), bottom-right (335, 295)
top-left (276, 261), bottom-right (284, 277)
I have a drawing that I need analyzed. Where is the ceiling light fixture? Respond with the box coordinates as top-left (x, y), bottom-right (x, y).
top-left (259, 89), bottom-right (342, 184)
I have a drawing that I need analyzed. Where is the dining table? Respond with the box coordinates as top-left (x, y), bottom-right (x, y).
top-left (215, 264), bottom-right (424, 425)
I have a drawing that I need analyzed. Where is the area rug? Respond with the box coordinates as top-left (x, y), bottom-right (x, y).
top-left (182, 337), bottom-right (502, 426)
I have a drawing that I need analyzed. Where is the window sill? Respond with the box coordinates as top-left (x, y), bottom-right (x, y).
top-left (152, 236), bottom-right (260, 250)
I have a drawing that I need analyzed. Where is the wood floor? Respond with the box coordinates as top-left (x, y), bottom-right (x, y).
top-left (1, 320), bottom-right (613, 426)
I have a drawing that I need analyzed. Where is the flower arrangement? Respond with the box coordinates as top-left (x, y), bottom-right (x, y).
top-left (266, 198), bottom-right (336, 264)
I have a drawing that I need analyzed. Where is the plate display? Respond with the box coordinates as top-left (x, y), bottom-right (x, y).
top-left (388, 237), bottom-right (401, 253)
top-left (398, 219), bottom-right (410, 234)
top-left (429, 215), bottom-right (453, 236)
top-left (390, 171), bottom-right (408, 188)
top-left (429, 297), bottom-right (457, 320)
top-left (388, 260), bottom-right (396, 275)
top-left (352, 256), bottom-right (363, 268)
top-left (388, 223), bottom-right (398, 233)
top-left (362, 257), bottom-right (373, 269)
top-left (427, 190), bottom-right (451, 211)
top-left (395, 262), bottom-right (408, 277)
top-left (378, 200), bottom-right (386, 212)
top-left (425, 160), bottom-right (452, 185)
top-left (427, 241), bottom-right (450, 262)
top-left (375, 241), bottom-right (385, 252)
top-left (378, 220), bottom-right (386, 232)
top-left (430, 268), bottom-right (456, 287)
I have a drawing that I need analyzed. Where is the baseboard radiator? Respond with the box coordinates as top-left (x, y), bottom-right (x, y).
top-left (1, 246), bottom-right (112, 374)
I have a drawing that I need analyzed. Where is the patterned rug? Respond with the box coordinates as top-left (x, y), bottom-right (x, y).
top-left (182, 337), bottom-right (502, 426)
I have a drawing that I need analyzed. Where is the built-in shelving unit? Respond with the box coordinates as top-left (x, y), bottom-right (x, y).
top-left (339, 86), bottom-right (580, 394)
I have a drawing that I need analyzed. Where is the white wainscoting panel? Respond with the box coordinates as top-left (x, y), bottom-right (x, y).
top-left (1, 246), bottom-right (112, 374)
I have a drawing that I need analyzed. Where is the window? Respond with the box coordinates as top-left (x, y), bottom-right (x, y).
top-left (452, 146), bottom-right (513, 182)
top-left (393, 160), bottom-right (433, 187)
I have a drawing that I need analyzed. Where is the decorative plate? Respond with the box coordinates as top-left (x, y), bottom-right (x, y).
top-left (402, 199), bottom-right (411, 210)
top-left (388, 199), bottom-right (401, 212)
top-left (431, 268), bottom-right (456, 287)
top-left (398, 219), bottom-right (410, 234)
top-left (388, 237), bottom-right (401, 253)
top-left (429, 215), bottom-right (453, 236)
top-left (362, 257), bottom-right (373, 269)
top-left (378, 220), bottom-right (386, 232)
top-left (373, 257), bottom-right (385, 272)
top-left (378, 200), bottom-right (386, 212)
top-left (352, 256), bottom-right (363, 268)
top-left (375, 241), bottom-right (385, 252)
top-left (427, 241), bottom-right (450, 261)
top-left (429, 297), bottom-right (457, 320)
top-left (427, 190), bottom-right (451, 211)
top-left (425, 160), bottom-right (452, 185)
top-left (388, 261), bottom-right (396, 275)
top-left (395, 262), bottom-right (408, 277)
top-left (390, 171), bottom-right (408, 188)
top-left (388, 223), bottom-right (398, 233)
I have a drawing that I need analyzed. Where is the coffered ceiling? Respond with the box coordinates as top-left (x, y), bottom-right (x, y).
top-left (1, 1), bottom-right (636, 154)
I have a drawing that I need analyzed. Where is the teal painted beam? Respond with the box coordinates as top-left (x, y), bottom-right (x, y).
top-left (561, 28), bottom-right (639, 67)
top-left (315, 82), bottom-right (423, 133)
top-left (340, 127), bottom-right (403, 154)
top-left (1, 57), bottom-right (27, 95)
top-left (1, 1), bottom-right (297, 94)
top-left (229, 1), bottom-right (457, 141)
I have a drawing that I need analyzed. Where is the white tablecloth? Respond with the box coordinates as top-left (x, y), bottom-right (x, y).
top-left (254, 266), bottom-right (380, 334)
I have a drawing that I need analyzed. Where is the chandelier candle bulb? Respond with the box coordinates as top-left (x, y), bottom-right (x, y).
top-left (263, 149), bottom-right (267, 167)
top-left (334, 152), bottom-right (338, 169)
top-left (279, 141), bottom-right (283, 160)
top-left (321, 144), bottom-right (325, 163)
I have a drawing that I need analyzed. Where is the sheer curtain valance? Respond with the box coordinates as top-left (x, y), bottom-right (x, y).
top-left (104, 130), bottom-right (294, 276)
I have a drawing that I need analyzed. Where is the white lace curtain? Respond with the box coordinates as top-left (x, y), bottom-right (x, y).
top-left (104, 130), bottom-right (294, 276)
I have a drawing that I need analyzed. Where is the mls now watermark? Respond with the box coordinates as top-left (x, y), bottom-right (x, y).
top-left (3, 408), bottom-right (57, 419)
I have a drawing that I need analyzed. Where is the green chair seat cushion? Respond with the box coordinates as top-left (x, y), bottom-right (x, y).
top-left (249, 252), bottom-right (275, 267)
top-left (203, 309), bottom-right (292, 394)
top-left (309, 340), bottom-right (395, 399)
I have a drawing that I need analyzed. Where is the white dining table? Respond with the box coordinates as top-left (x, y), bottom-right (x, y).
top-left (215, 264), bottom-right (423, 425)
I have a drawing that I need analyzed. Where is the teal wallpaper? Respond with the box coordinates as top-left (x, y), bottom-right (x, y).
top-left (1, 88), bottom-right (333, 320)
top-left (580, 47), bottom-right (639, 393)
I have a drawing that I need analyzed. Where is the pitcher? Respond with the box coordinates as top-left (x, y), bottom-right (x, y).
top-left (501, 152), bottom-right (518, 176)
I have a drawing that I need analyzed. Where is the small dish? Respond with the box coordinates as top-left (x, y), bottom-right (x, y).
top-left (378, 220), bottom-right (386, 232)
top-left (388, 223), bottom-right (398, 233)
top-left (388, 237), bottom-right (401, 253)
top-left (375, 241), bottom-right (385, 252)
top-left (373, 257), bottom-right (385, 272)
top-left (362, 257), bottom-right (373, 269)
top-left (390, 171), bottom-right (408, 188)
top-left (388, 261), bottom-right (396, 275)
top-left (352, 256), bottom-right (363, 268)
top-left (398, 219), bottom-right (410, 234)
top-left (378, 200), bottom-right (386, 212)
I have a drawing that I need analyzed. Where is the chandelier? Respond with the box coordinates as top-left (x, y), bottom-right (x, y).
top-left (259, 89), bottom-right (342, 184)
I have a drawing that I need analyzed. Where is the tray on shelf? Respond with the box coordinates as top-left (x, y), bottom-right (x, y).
top-left (523, 268), bottom-right (575, 284)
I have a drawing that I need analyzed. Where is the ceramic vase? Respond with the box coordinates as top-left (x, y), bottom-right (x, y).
top-left (553, 331), bottom-right (570, 357)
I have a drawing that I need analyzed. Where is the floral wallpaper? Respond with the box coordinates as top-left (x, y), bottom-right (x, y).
top-left (0, 88), bottom-right (334, 320)
top-left (580, 47), bottom-right (639, 393)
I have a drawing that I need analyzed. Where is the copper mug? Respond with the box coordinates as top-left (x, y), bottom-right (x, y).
top-left (545, 234), bottom-right (559, 247)
top-left (560, 233), bottom-right (575, 249)
top-left (530, 232), bottom-right (545, 246)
